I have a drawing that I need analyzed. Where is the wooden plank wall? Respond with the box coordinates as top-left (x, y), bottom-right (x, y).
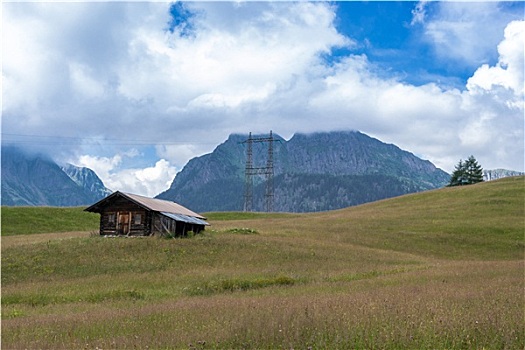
top-left (99, 197), bottom-right (149, 236)
top-left (95, 196), bottom-right (206, 236)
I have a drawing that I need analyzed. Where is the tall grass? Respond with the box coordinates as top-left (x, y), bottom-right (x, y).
top-left (212, 176), bottom-right (524, 260)
top-left (2, 177), bottom-right (524, 349)
top-left (2, 260), bottom-right (522, 349)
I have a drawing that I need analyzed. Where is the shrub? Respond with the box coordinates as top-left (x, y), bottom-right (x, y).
top-left (187, 275), bottom-right (296, 296)
top-left (225, 228), bottom-right (259, 235)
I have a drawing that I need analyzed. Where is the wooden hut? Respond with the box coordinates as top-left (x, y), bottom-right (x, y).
top-left (85, 191), bottom-right (209, 237)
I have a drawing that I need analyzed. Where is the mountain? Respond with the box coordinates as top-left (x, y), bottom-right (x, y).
top-left (61, 164), bottom-right (113, 199)
top-left (483, 169), bottom-right (524, 181)
top-left (1, 146), bottom-right (111, 206)
top-left (157, 131), bottom-right (450, 212)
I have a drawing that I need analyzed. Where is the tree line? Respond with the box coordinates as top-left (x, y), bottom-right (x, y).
top-left (448, 155), bottom-right (483, 187)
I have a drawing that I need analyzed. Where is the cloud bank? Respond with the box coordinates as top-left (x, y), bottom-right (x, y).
top-left (3, 2), bottom-right (523, 196)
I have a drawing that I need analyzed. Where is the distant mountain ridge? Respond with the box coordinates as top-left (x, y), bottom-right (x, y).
top-left (157, 131), bottom-right (451, 212)
top-left (1, 146), bottom-right (111, 206)
top-left (61, 164), bottom-right (113, 200)
top-left (483, 169), bottom-right (524, 181)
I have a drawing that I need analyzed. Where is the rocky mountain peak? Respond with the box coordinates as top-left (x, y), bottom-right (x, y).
top-left (157, 130), bottom-right (450, 212)
top-left (1, 146), bottom-right (112, 206)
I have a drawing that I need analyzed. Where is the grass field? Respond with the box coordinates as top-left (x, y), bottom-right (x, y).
top-left (2, 176), bottom-right (524, 349)
top-left (1, 206), bottom-right (99, 236)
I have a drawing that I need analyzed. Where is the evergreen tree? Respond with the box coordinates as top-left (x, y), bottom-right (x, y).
top-left (448, 155), bottom-right (483, 186)
top-left (448, 159), bottom-right (466, 186)
top-left (464, 155), bottom-right (484, 184)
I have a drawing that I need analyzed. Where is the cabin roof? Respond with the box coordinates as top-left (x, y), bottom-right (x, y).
top-left (160, 212), bottom-right (209, 226)
top-left (84, 191), bottom-right (207, 220)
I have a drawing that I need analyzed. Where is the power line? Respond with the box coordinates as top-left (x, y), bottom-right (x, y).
top-left (0, 133), bottom-right (217, 146)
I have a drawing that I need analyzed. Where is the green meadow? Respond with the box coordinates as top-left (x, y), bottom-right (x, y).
top-left (2, 176), bottom-right (524, 349)
top-left (1, 206), bottom-right (99, 236)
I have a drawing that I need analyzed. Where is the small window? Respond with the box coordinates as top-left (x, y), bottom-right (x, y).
top-left (107, 213), bottom-right (115, 223)
top-left (134, 213), bottom-right (142, 225)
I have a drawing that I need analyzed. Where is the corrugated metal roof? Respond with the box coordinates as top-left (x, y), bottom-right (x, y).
top-left (85, 191), bottom-right (207, 221)
top-left (160, 212), bottom-right (210, 226)
top-left (122, 192), bottom-right (206, 219)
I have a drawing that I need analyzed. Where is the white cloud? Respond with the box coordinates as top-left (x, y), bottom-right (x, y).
top-left (306, 55), bottom-right (467, 170)
top-left (69, 63), bottom-right (105, 99)
top-left (456, 20), bottom-right (524, 170)
top-left (116, 1), bottom-right (349, 112)
top-left (467, 20), bottom-right (524, 99)
top-left (113, 160), bottom-right (178, 197)
top-left (73, 153), bottom-right (177, 197)
top-left (155, 144), bottom-right (214, 168)
top-left (3, 1), bottom-right (524, 199)
top-left (299, 19), bottom-right (524, 172)
top-left (419, 2), bottom-right (522, 67)
top-left (76, 154), bottom-right (122, 182)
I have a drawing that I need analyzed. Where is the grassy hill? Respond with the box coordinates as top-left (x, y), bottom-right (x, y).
top-left (2, 176), bottom-right (524, 349)
top-left (207, 176), bottom-right (524, 260)
top-left (1, 206), bottom-right (99, 236)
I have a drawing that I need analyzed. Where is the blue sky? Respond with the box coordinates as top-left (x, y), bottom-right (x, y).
top-left (2, 1), bottom-right (524, 196)
top-left (338, 2), bottom-right (522, 86)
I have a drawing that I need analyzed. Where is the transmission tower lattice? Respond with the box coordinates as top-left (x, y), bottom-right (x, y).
top-left (241, 131), bottom-right (275, 212)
